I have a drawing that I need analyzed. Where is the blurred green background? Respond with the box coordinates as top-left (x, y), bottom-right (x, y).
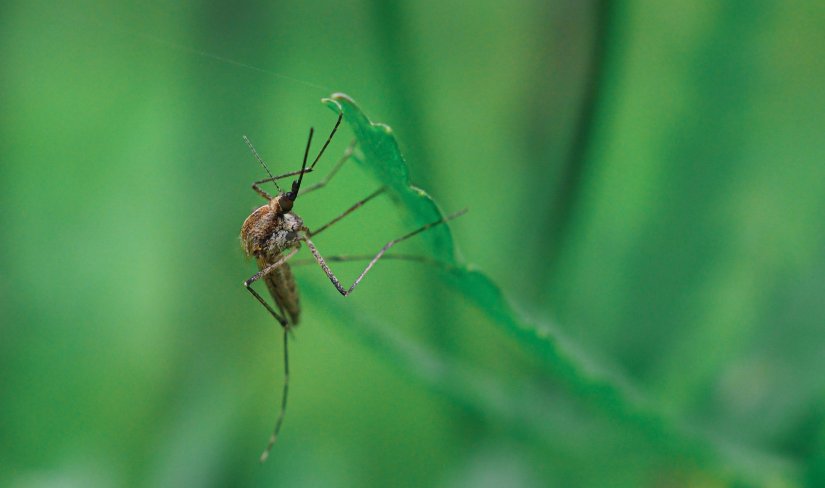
top-left (2, 1), bottom-right (825, 486)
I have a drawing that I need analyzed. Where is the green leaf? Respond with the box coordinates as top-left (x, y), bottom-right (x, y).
top-left (323, 93), bottom-right (458, 263)
top-left (320, 93), bottom-right (800, 486)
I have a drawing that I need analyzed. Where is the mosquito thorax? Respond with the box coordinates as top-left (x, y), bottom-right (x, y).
top-left (266, 211), bottom-right (304, 254)
top-left (241, 198), bottom-right (304, 258)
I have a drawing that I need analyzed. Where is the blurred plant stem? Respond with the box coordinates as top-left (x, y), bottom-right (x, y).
top-left (365, 0), bottom-right (465, 418)
top-left (543, 0), bottom-right (612, 279)
top-left (520, 0), bottom-right (614, 304)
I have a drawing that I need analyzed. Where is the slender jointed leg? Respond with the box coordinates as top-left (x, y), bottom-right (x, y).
top-left (303, 209), bottom-right (468, 296)
top-left (245, 111), bottom-right (340, 200)
top-left (299, 139), bottom-right (357, 197)
top-left (250, 169), bottom-right (314, 201)
top-left (307, 187), bottom-right (387, 237)
top-left (289, 253), bottom-right (448, 269)
top-left (243, 248), bottom-right (300, 463)
top-left (307, 111), bottom-right (343, 171)
top-left (243, 248), bottom-right (300, 327)
top-left (259, 327), bottom-right (289, 463)
top-left (244, 135), bottom-right (317, 200)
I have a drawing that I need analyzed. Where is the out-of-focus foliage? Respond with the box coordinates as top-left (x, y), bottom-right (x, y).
top-left (2, 1), bottom-right (824, 487)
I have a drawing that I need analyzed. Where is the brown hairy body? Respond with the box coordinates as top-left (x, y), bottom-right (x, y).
top-left (241, 204), bottom-right (304, 326)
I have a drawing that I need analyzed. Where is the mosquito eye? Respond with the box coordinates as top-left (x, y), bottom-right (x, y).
top-left (286, 191), bottom-right (296, 201)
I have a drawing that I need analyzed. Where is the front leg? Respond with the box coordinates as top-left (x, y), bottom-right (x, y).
top-left (299, 139), bottom-right (357, 197)
top-left (244, 135), bottom-right (314, 200)
top-left (250, 168), bottom-right (313, 201)
top-left (302, 209), bottom-right (466, 296)
top-left (307, 187), bottom-right (386, 237)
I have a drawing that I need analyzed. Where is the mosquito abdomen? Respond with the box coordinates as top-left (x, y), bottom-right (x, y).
top-left (259, 257), bottom-right (301, 326)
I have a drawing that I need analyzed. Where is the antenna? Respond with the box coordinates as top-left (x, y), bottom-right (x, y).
top-left (243, 135), bottom-right (282, 192)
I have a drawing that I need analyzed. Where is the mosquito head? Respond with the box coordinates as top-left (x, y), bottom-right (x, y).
top-left (269, 176), bottom-right (299, 214)
top-left (269, 192), bottom-right (293, 213)
top-left (284, 182), bottom-right (298, 203)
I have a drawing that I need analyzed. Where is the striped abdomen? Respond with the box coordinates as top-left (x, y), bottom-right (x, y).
top-left (258, 256), bottom-right (300, 326)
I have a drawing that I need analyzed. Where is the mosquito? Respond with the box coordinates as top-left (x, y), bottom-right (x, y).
top-left (240, 111), bottom-right (465, 463)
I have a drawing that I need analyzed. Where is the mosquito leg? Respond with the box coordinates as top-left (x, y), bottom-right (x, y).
top-left (303, 209), bottom-right (468, 296)
top-left (307, 187), bottom-right (386, 237)
top-left (244, 135), bottom-right (316, 200)
top-left (244, 249), bottom-right (300, 462)
top-left (246, 111), bottom-right (341, 200)
top-left (307, 111), bottom-right (343, 171)
top-left (243, 248), bottom-right (300, 327)
top-left (290, 253), bottom-right (449, 269)
top-left (250, 169), bottom-right (315, 200)
top-left (259, 327), bottom-right (289, 463)
top-left (299, 139), bottom-right (357, 197)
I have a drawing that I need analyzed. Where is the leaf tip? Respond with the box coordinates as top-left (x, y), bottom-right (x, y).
top-left (329, 92), bottom-right (354, 103)
top-left (323, 92), bottom-right (356, 112)
top-left (321, 96), bottom-right (343, 114)
top-left (375, 122), bottom-right (393, 135)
